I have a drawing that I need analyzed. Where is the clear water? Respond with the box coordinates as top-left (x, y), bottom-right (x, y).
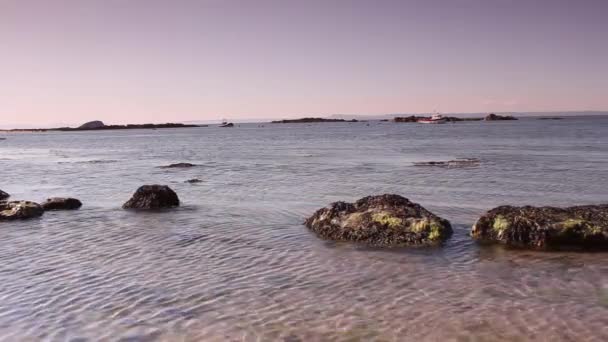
top-left (1, 117), bottom-right (607, 341)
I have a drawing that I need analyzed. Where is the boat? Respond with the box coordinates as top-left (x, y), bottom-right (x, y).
top-left (418, 114), bottom-right (447, 124)
top-left (218, 119), bottom-right (234, 128)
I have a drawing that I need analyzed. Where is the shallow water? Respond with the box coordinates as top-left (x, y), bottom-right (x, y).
top-left (1, 117), bottom-right (607, 341)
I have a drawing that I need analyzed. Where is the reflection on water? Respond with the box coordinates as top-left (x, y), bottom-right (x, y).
top-left (1, 118), bottom-right (607, 341)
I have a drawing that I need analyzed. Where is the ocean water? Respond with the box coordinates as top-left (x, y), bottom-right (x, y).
top-left (0, 117), bottom-right (607, 341)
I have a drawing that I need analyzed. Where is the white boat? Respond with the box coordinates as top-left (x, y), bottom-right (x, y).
top-left (418, 114), bottom-right (447, 124)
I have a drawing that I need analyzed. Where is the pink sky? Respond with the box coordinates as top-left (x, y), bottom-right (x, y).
top-left (1, 0), bottom-right (607, 126)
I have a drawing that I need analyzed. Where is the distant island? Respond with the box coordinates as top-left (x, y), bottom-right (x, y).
top-left (393, 113), bottom-right (517, 123)
top-left (270, 117), bottom-right (358, 123)
top-left (0, 120), bottom-right (202, 132)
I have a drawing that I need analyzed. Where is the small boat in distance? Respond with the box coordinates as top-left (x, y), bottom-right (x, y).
top-left (218, 119), bottom-right (234, 127)
top-left (418, 114), bottom-right (447, 124)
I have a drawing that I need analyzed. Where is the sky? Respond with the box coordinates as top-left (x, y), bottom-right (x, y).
top-left (1, 0), bottom-right (607, 126)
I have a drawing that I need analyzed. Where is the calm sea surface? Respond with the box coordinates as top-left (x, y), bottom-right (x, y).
top-left (1, 117), bottom-right (607, 341)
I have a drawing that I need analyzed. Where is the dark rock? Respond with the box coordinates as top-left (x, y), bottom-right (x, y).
top-left (484, 113), bottom-right (517, 121)
top-left (0, 189), bottom-right (9, 200)
top-left (78, 120), bottom-right (105, 129)
top-left (159, 163), bottom-right (197, 168)
top-left (305, 194), bottom-right (452, 246)
top-left (471, 205), bottom-right (608, 250)
top-left (42, 197), bottom-right (82, 210)
top-left (0, 201), bottom-right (44, 220)
top-left (413, 158), bottom-right (480, 168)
top-left (185, 178), bottom-right (203, 183)
top-left (123, 185), bottom-right (180, 209)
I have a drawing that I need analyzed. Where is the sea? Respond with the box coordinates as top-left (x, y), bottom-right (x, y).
top-left (1, 116), bottom-right (607, 341)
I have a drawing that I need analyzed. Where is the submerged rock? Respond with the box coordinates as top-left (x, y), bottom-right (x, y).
top-left (0, 189), bottom-right (9, 200)
top-left (159, 163), bottom-right (197, 168)
top-left (472, 205), bottom-right (608, 250)
top-left (0, 201), bottom-right (44, 220)
top-left (305, 194), bottom-right (452, 246)
top-left (42, 197), bottom-right (82, 210)
top-left (413, 158), bottom-right (480, 168)
top-left (185, 178), bottom-right (203, 184)
top-left (123, 185), bottom-right (180, 209)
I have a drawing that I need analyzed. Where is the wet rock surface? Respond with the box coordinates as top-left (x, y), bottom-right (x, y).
top-left (0, 201), bottom-right (44, 220)
top-left (41, 197), bottom-right (83, 211)
top-left (472, 205), bottom-right (608, 250)
top-left (305, 194), bottom-right (452, 246)
top-left (123, 185), bottom-right (180, 209)
top-left (0, 190), bottom-right (9, 200)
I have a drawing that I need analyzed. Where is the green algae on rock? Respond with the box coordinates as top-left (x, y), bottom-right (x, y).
top-left (305, 194), bottom-right (452, 246)
top-left (472, 205), bottom-right (608, 250)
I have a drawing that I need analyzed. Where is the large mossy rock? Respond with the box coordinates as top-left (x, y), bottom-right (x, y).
top-left (42, 197), bottom-right (82, 211)
top-left (0, 201), bottom-right (44, 220)
top-left (472, 205), bottom-right (608, 250)
top-left (305, 194), bottom-right (452, 246)
top-left (123, 185), bottom-right (179, 209)
top-left (0, 189), bottom-right (9, 200)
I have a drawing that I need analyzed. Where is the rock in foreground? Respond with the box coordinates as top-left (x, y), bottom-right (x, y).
top-left (123, 185), bottom-right (180, 209)
top-left (0, 201), bottom-right (44, 220)
top-left (305, 194), bottom-right (452, 246)
top-left (472, 205), bottom-right (608, 250)
top-left (42, 197), bottom-right (82, 210)
top-left (0, 189), bottom-right (9, 200)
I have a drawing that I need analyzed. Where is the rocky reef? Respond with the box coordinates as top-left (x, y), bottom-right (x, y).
top-left (0, 201), bottom-right (44, 220)
top-left (123, 185), bottom-right (180, 209)
top-left (472, 205), bottom-right (608, 250)
top-left (305, 194), bottom-right (452, 246)
top-left (484, 113), bottom-right (518, 121)
top-left (0, 189), bottom-right (9, 200)
top-left (41, 197), bottom-right (82, 210)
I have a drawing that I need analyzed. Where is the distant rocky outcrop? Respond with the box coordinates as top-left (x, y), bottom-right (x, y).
top-left (484, 113), bottom-right (517, 121)
top-left (305, 194), bottom-right (452, 246)
top-left (185, 178), bottom-right (203, 183)
top-left (159, 163), bottom-right (197, 169)
top-left (123, 185), bottom-right (180, 209)
top-left (472, 205), bottom-right (608, 250)
top-left (271, 118), bottom-right (358, 124)
top-left (41, 197), bottom-right (82, 211)
top-left (78, 120), bottom-right (106, 129)
top-left (0, 189), bottom-right (9, 200)
top-left (0, 201), bottom-right (44, 220)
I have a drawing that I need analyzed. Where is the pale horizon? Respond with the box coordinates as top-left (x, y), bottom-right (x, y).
top-left (2, 0), bottom-right (607, 126)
